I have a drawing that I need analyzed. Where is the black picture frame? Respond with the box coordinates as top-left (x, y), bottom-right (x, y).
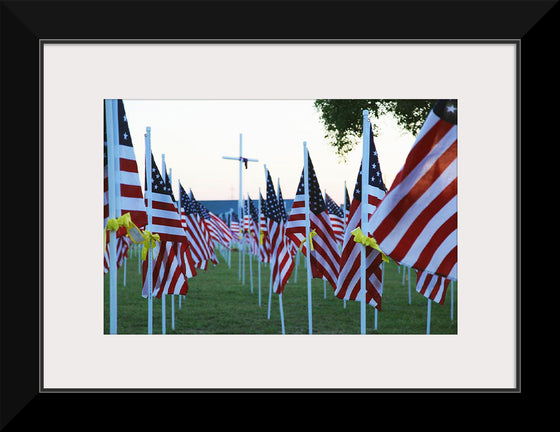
top-left (1, 0), bottom-right (554, 426)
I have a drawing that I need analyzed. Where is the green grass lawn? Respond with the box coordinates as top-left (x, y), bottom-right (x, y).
top-left (104, 246), bottom-right (458, 335)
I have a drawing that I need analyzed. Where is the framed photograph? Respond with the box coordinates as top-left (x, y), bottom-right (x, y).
top-left (2, 0), bottom-right (551, 422)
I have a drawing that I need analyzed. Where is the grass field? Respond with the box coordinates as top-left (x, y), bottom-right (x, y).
top-left (104, 245), bottom-right (458, 335)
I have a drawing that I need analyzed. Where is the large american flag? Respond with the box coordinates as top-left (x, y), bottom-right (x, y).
top-left (285, 153), bottom-right (340, 291)
top-left (325, 193), bottom-right (345, 246)
top-left (370, 99), bottom-right (458, 287)
top-left (103, 99), bottom-right (148, 236)
top-left (263, 169), bottom-right (294, 294)
top-left (335, 123), bottom-right (387, 310)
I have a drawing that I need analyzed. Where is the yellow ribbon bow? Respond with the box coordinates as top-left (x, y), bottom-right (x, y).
top-left (140, 231), bottom-right (160, 261)
top-left (104, 212), bottom-right (145, 250)
top-left (350, 227), bottom-right (389, 263)
top-left (105, 213), bottom-right (132, 249)
top-left (299, 229), bottom-right (317, 252)
top-left (260, 229), bottom-right (265, 245)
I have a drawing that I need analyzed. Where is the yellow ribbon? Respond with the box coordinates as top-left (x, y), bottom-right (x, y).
top-left (350, 228), bottom-right (389, 263)
top-left (299, 229), bottom-right (317, 252)
top-left (260, 229), bottom-right (265, 245)
top-left (140, 231), bottom-right (160, 261)
top-left (105, 213), bottom-right (133, 249)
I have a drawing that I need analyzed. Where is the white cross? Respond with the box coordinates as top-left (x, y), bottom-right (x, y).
top-left (222, 133), bottom-right (259, 235)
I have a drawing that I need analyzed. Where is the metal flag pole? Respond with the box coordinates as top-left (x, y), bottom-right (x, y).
top-left (427, 299), bottom-right (432, 334)
top-left (258, 188), bottom-right (262, 307)
top-left (177, 176), bottom-right (182, 311)
top-left (303, 141), bottom-right (313, 334)
top-left (105, 99), bottom-right (119, 334)
top-left (248, 194), bottom-right (253, 294)
top-left (360, 110), bottom-right (371, 335)
top-left (161, 154), bottom-right (167, 335)
top-left (222, 133), bottom-right (258, 282)
top-left (450, 280), bottom-right (454, 320)
top-left (145, 126), bottom-right (154, 335)
top-left (408, 266), bottom-right (412, 304)
top-left (343, 181), bottom-right (347, 309)
top-left (169, 166), bottom-right (175, 331)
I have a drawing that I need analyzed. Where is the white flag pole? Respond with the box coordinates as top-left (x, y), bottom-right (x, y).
top-left (343, 181), bottom-right (347, 309)
top-left (360, 110), bottom-right (370, 335)
top-left (408, 266), bottom-right (412, 304)
top-left (427, 299), bottom-right (432, 334)
top-left (161, 154), bottom-right (167, 335)
top-left (169, 167), bottom-right (175, 331)
top-left (258, 187), bottom-right (262, 307)
top-left (248, 194), bottom-right (253, 293)
top-left (145, 126), bottom-right (154, 335)
top-left (450, 280), bottom-right (454, 320)
top-left (105, 99), bottom-right (119, 334)
top-left (303, 141), bottom-right (313, 335)
top-left (177, 177), bottom-right (182, 310)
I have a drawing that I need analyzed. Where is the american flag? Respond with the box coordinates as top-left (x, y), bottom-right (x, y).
top-left (247, 195), bottom-right (260, 255)
top-left (103, 99), bottom-right (148, 237)
top-left (263, 169), bottom-right (294, 294)
top-left (230, 212), bottom-right (240, 239)
top-left (258, 193), bottom-right (271, 263)
top-left (325, 193), bottom-right (345, 246)
top-left (179, 184), bottom-right (215, 270)
top-left (370, 99), bottom-right (457, 286)
top-left (163, 171), bottom-right (197, 281)
top-left (343, 185), bottom-right (351, 228)
top-left (335, 122), bottom-right (387, 310)
top-left (145, 154), bottom-right (189, 244)
top-left (142, 240), bottom-right (189, 298)
top-left (142, 154), bottom-right (190, 298)
top-left (208, 211), bottom-right (234, 249)
top-left (190, 191), bottom-right (219, 266)
top-left (415, 269), bottom-right (451, 305)
top-left (285, 153), bottom-right (340, 291)
top-left (277, 183), bottom-right (288, 222)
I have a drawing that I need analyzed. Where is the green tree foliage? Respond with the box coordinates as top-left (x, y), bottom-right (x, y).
top-left (314, 99), bottom-right (436, 158)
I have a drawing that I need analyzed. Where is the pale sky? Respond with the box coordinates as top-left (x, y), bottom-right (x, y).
top-left (122, 99), bottom-right (416, 206)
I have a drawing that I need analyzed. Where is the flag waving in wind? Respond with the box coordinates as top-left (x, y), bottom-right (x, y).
top-left (286, 153), bottom-right (340, 291)
top-left (370, 99), bottom-right (458, 289)
top-left (335, 122), bottom-right (387, 310)
top-left (263, 169), bottom-right (294, 294)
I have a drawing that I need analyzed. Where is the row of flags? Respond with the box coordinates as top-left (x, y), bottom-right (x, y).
top-left (104, 98), bottom-right (457, 333)
top-left (236, 99), bottom-right (457, 315)
top-left (103, 100), bottom-right (234, 330)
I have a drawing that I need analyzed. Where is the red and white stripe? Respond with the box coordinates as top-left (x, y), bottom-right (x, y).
top-left (285, 170), bottom-right (340, 291)
top-left (334, 198), bottom-right (385, 309)
top-left (103, 99), bottom-right (148, 233)
top-left (103, 236), bottom-right (130, 273)
top-left (142, 241), bottom-right (189, 298)
top-left (335, 123), bottom-right (387, 310)
top-left (415, 269), bottom-right (451, 305)
top-left (370, 101), bottom-right (457, 281)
